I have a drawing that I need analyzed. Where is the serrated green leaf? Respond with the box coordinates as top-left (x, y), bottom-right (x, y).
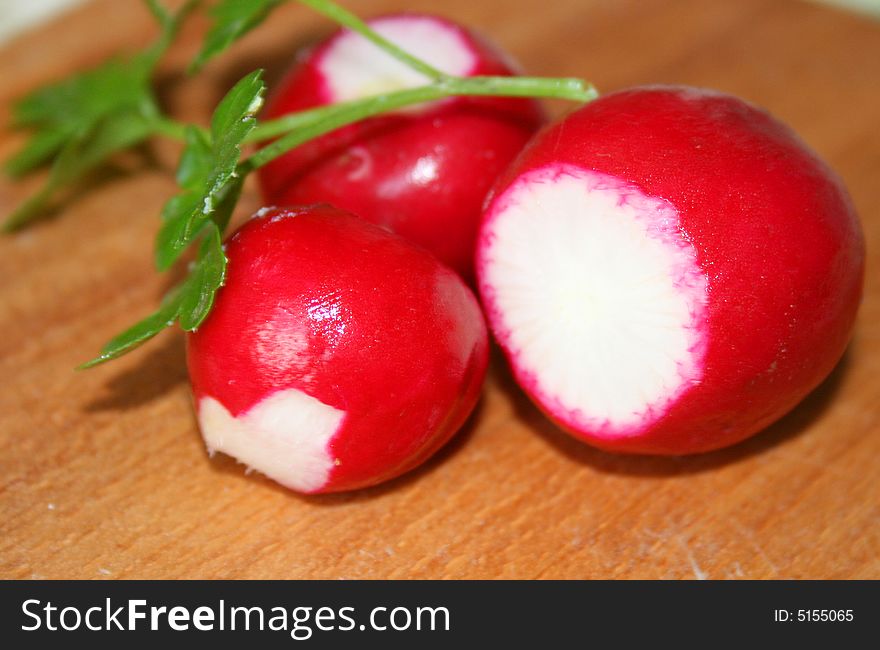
top-left (210, 69), bottom-right (266, 140)
top-left (178, 225), bottom-right (226, 330)
top-left (77, 293), bottom-right (182, 369)
top-left (4, 0), bottom-right (194, 230)
top-left (160, 191), bottom-right (200, 223)
top-left (190, 0), bottom-right (283, 72)
top-left (59, 109), bottom-right (155, 182)
top-left (155, 193), bottom-right (202, 270)
top-left (201, 69), bottom-right (264, 221)
top-left (80, 222), bottom-right (225, 367)
top-left (12, 58), bottom-right (152, 131)
top-left (176, 126), bottom-right (212, 190)
top-left (201, 68), bottom-right (265, 205)
top-left (155, 127), bottom-right (212, 259)
top-left (4, 109), bottom-right (154, 231)
top-left (209, 175), bottom-right (244, 234)
top-left (155, 70), bottom-right (263, 267)
top-left (158, 174), bottom-right (242, 266)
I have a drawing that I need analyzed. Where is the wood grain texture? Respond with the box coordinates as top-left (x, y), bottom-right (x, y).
top-left (0, 0), bottom-right (878, 579)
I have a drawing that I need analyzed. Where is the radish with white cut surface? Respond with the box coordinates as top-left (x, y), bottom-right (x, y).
top-left (477, 85), bottom-right (864, 455)
top-left (257, 13), bottom-right (543, 281)
top-left (187, 205), bottom-right (489, 493)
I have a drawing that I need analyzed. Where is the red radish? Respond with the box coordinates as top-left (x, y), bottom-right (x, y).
top-left (257, 13), bottom-right (543, 281)
top-left (187, 205), bottom-right (488, 493)
top-left (477, 85), bottom-right (864, 455)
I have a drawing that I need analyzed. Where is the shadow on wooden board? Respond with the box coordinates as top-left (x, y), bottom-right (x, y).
top-left (499, 340), bottom-right (856, 478)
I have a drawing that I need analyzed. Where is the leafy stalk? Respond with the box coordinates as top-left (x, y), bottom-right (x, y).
top-left (78, 70), bottom-right (265, 369)
top-left (6, 0), bottom-right (597, 367)
top-left (155, 70), bottom-right (265, 271)
top-left (77, 224), bottom-right (226, 369)
top-left (2, 0), bottom-right (196, 232)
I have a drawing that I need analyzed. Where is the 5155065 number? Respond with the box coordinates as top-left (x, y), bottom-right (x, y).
top-left (773, 609), bottom-right (854, 622)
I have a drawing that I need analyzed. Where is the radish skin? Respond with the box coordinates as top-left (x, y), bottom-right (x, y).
top-left (187, 205), bottom-right (489, 493)
top-left (477, 85), bottom-right (864, 455)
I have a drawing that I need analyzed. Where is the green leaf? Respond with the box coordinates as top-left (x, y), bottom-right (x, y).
top-left (155, 193), bottom-right (202, 269)
top-left (90, 66), bottom-right (260, 361)
top-left (77, 291), bottom-right (182, 369)
top-left (79, 224), bottom-right (226, 368)
top-left (204, 69), bottom-right (266, 195)
top-left (10, 59), bottom-right (152, 131)
top-left (210, 68), bottom-right (267, 141)
top-left (4, 128), bottom-right (69, 177)
top-left (59, 109), bottom-right (155, 182)
top-left (3, 0), bottom-right (194, 229)
top-left (176, 126), bottom-right (212, 190)
top-left (209, 175), bottom-right (244, 235)
top-left (155, 172), bottom-right (241, 270)
top-left (196, 68), bottom-right (265, 221)
top-left (190, 0), bottom-right (283, 72)
top-left (154, 70), bottom-right (264, 269)
top-left (153, 127), bottom-right (213, 264)
top-left (178, 225), bottom-right (227, 330)
top-left (4, 108), bottom-right (155, 231)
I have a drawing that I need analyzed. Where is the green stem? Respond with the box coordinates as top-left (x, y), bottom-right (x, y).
top-left (246, 1), bottom-right (596, 163)
top-left (144, 77), bottom-right (598, 155)
top-left (245, 76), bottom-right (596, 170)
top-left (143, 0), bottom-right (198, 68)
top-left (248, 75), bottom-right (596, 144)
top-left (296, 0), bottom-right (446, 81)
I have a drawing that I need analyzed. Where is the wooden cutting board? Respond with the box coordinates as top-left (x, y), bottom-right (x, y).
top-left (1, 0), bottom-right (877, 579)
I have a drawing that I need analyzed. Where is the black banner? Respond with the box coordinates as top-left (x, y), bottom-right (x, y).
top-left (1, 580), bottom-right (875, 646)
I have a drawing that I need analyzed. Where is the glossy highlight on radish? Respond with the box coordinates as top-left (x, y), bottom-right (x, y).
top-left (257, 13), bottom-right (544, 280)
top-left (477, 85), bottom-right (864, 455)
top-left (187, 205), bottom-right (489, 493)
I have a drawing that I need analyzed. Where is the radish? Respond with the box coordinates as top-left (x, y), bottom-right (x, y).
top-left (187, 205), bottom-right (489, 493)
top-left (477, 85), bottom-right (864, 455)
top-left (257, 13), bottom-right (544, 281)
